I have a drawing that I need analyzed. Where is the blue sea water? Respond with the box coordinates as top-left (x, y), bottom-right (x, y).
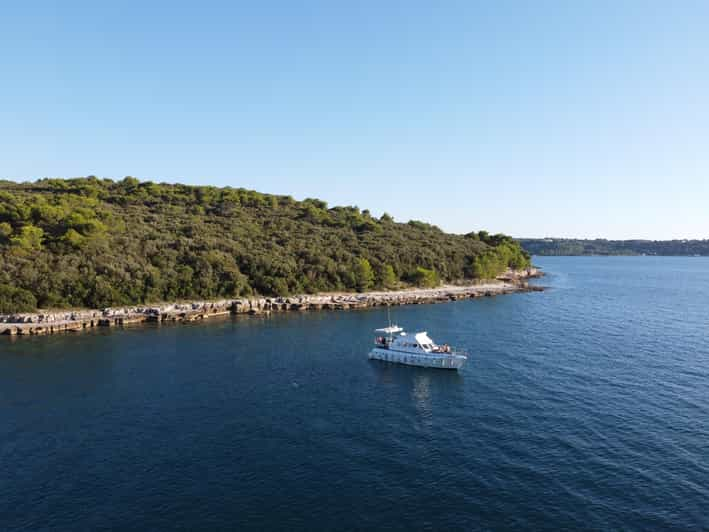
top-left (1, 257), bottom-right (708, 530)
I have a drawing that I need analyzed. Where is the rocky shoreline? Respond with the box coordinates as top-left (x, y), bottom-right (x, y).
top-left (0, 269), bottom-right (543, 337)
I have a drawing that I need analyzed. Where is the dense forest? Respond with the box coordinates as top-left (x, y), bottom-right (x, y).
top-left (520, 238), bottom-right (709, 256)
top-left (0, 177), bottom-right (530, 313)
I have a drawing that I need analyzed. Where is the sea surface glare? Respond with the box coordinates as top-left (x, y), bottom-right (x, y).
top-left (1, 257), bottom-right (708, 530)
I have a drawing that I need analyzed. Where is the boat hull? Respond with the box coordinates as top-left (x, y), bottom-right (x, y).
top-left (369, 347), bottom-right (466, 370)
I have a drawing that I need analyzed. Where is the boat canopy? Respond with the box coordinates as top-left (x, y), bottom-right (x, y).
top-left (375, 326), bottom-right (403, 334)
top-left (415, 332), bottom-right (434, 345)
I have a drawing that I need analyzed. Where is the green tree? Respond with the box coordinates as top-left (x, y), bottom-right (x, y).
top-left (175, 265), bottom-right (195, 298)
top-left (377, 263), bottom-right (397, 289)
top-left (11, 225), bottom-right (44, 251)
top-left (61, 228), bottom-right (85, 248)
top-left (121, 176), bottom-right (140, 188)
top-left (0, 284), bottom-right (37, 313)
top-left (354, 258), bottom-right (374, 292)
top-left (0, 222), bottom-right (12, 243)
top-left (408, 267), bottom-right (440, 288)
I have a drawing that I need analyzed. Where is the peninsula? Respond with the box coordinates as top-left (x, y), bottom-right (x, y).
top-left (0, 177), bottom-right (536, 325)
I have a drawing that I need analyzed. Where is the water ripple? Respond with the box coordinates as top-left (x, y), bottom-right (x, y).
top-left (1, 257), bottom-right (709, 529)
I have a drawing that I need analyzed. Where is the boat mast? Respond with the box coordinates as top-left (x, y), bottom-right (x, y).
top-left (388, 305), bottom-right (396, 341)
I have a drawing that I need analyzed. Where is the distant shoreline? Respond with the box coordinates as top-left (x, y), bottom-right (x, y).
top-left (520, 238), bottom-right (709, 257)
top-left (0, 269), bottom-right (543, 337)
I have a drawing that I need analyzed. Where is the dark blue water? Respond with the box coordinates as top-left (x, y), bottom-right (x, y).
top-left (2, 257), bottom-right (709, 530)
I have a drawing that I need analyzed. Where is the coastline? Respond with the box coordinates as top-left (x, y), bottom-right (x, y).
top-left (0, 268), bottom-right (543, 337)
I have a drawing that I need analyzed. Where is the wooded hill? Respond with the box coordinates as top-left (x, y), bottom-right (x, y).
top-left (519, 238), bottom-right (709, 256)
top-left (0, 177), bottom-right (530, 313)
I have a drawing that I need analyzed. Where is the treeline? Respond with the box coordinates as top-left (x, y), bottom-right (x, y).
top-left (0, 177), bottom-right (530, 312)
top-left (520, 238), bottom-right (709, 256)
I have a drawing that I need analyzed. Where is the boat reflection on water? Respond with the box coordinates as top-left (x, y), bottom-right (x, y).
top-left (369, 359), bottom-right (464, 428)
top-left (412, 374), bottom-right (432, 419)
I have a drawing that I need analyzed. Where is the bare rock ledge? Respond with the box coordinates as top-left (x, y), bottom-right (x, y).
top-left (1, 268), bottom-right (543, 337)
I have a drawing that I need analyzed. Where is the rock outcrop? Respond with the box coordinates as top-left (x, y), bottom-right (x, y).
top-left (0, 271), bottom-right (543, 337)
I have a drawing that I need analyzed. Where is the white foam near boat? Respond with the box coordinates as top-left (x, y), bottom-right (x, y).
top-left (369, 325), bottom-right (467, 370)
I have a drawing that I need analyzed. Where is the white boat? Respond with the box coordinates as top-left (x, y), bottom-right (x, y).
top-left (368, 325), bottom-right (468, 370)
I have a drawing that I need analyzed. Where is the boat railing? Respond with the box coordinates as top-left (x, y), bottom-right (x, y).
top-left (431, 345), bottom-right (467, 356)
top-left (374, 338), bottom-right (467, 356)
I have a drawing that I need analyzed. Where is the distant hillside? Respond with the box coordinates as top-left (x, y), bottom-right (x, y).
top-left (0, 177), bottom-right (530, 313)
top-left (519, 238), bottom-right (709, 256)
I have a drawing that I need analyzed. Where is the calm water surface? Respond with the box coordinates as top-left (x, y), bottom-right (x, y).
top-left (2, 257), bottom-right (708, 530)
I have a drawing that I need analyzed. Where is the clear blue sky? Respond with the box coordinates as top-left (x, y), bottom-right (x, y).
top-left (1, 1), bottom-right (707, 239)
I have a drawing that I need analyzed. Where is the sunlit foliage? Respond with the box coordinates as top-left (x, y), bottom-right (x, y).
top-left (0, 177), bottom-right (531, 311)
